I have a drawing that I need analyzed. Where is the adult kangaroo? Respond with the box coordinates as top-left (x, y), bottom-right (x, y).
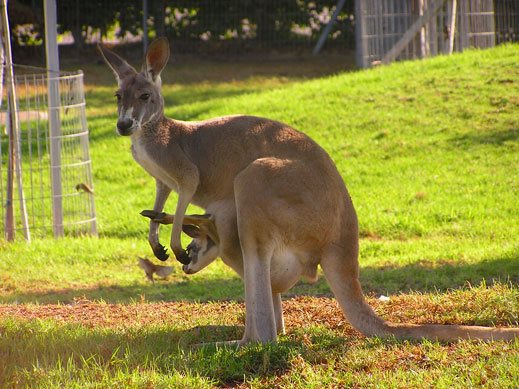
top-left (99, 38), bottom-right (518, 345)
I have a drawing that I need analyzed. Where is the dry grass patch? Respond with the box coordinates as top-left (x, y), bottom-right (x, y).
top-left (1, 282), bottom-right (516, 334)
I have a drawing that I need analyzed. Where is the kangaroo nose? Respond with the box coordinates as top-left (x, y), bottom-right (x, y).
top-left (117, 118), bottom-right (133, 135)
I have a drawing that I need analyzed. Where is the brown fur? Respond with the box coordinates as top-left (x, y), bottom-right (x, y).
top-left (100, 38), bottom-right (519, 345)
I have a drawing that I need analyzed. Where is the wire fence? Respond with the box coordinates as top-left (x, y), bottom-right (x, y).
top-left (356, 0), bottom-right (517, 67)
top-left (495, 0), bottom-right (519, 43)
top-left (0, 65), bottom-right (97, 239)
top-left (12, 1), bottom-right (357, 58)
top-left (7, 1), bottom-right (519, 61)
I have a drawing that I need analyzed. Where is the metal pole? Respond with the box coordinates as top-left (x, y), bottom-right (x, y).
top-left (1, 0), bottom-right (31, 241)
top-left (313, 0), bottom-right (346, 55)
top-left (448, 0), bottom-right (457, 54)
top-left (1, 0), bottom-right (13, 240)
top-left (0, 19), bottom-right (4, 110)
top-left (354, 0), bottom-right (367, 67)
top-left (142, 0), bottom-right (149, 55)
top-left (420, 0), bottom-right (431, 58)
top-left (44, 0), bottom-right (64, 237)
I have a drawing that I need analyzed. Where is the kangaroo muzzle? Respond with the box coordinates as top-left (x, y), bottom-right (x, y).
top-left (117, 118), bottom-right (134, 135)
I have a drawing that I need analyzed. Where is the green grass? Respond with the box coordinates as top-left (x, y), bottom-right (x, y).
top-left (1, 45), bottom-right (518, 387)
top-left (0, 284), bottom-right (518, 388)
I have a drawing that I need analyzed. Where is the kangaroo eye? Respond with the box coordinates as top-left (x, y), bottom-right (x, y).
top-left (140, 93), bottom-right (150, 101)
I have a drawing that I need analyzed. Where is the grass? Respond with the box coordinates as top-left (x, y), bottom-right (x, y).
top-left (0, 45), bottom-right (518, 387)
top-left (1, 284), bottom-right (518, 387)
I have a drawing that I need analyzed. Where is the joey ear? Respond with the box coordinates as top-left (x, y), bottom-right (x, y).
top-left (182, 224), bottom-right (201, 239)
top-left (143, 37), bottom-right (170, 83)
top-left (98, 44), bottom-right (137, 83)
top-left (199, 221), bottom-right (220, 246)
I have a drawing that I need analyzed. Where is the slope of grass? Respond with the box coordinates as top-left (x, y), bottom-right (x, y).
top-left (2, 45), bottom-right (518, 301)
top-left (0, 46), bottom-right (518, 387)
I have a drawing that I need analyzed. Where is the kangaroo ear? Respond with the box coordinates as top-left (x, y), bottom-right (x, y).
top-left (143, 37), bottom-right (170, 84)
top-left (199, 221), bottom-right (220, 246)
top-left (182, 224), bottom-right (201, 239)
top-left (98, 44), bottom-right (137, 83)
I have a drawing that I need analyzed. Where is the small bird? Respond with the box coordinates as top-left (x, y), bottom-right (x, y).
top-left (75, 183), bottom-right (94, 194)
top-left (138, 257), bottom-right (173, 282)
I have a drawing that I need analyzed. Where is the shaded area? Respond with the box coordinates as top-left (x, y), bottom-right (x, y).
top-left (0, 298), bottom-right (346, 386)
top-left (359, 255), bottom-right (519, 295)
top-left (450, 127), bottom-right (519, 148)
top-left (3, 255), bottom-right (517, 305)
top-left (290, 254), bottom-right (519, 298)
top-left (80, 54), bottom-right (355, 88)
top-left (0, 320), bottom-right (295, 387)
top-left (0, 276), bottom-right (245, 305)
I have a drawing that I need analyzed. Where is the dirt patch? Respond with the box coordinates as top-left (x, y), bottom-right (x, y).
top-left (0, 293), bottom-right (515, 332)
top-left (0, 296), bottom-right (354, 334)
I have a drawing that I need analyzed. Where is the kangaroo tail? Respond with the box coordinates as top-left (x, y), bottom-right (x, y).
top-left (320, 253), bottom-right (518, 342)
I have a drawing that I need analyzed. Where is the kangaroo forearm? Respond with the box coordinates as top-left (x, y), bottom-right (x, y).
top-left (147, 180), bottom-right (171, 261)
top-left (170, 172), bottom-right (199, 264)
top-left (170, 193), bottom-right (192, 264)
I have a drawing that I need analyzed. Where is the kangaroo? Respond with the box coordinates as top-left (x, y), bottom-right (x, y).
top-left (140, 210), bottom-right (221, 276)
top-left (143, 209), bottom-right (317, 337)
top-left (100, 38), bottom-right (518, 345)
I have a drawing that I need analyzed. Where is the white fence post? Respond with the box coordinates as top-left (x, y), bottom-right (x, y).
top-left (44, 0), bottom-right (64, 237)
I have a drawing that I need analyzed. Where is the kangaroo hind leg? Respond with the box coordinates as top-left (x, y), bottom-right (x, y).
top-left (238, 234), bottom-right (277, 344)
top-left (273, 293), bottom-right (285, 335)
top-left (234, 160), bottom-right (285, 344)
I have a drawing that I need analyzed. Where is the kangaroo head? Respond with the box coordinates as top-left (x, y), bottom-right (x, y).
top-left (98, 38), bottom-right (170, 136)
top-left (182, 224), bottom-right (219, 275)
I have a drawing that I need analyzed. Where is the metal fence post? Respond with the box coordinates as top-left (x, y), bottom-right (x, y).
top-left (355, 0), bottom-right (367, 67)
top-left (44, 0), bottom-right (64, 237)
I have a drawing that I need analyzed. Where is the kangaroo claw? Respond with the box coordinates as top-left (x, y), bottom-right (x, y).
top-left (174, 248), bottom-right (191, 265)
top-left (153, 244), bottom-right (169, 261)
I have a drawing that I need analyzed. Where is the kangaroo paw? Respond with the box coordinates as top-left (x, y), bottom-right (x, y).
top-left (174, 248), bottom-right (191, 265)
top-left (140, 209), bottom-right (159, 219)
top-left (141, 210), bottom-right (168, 222)
top-left (152, 243), bottom-right (169, 261)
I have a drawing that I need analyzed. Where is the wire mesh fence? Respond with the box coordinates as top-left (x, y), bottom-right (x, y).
top-left (0, 65), bottom-right (97, 239)
top-left (356, 0), bottom-right (509, 67)
top-left (495, 0), bottom-right (519, 43)
top-left (54, 1), bottom-right (357, 56)
top-left (8, 1), bottom-right (519, 62)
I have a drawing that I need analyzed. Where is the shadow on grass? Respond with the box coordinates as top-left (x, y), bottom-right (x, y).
top-left (1, 276), bottom-right (245, 305)
top-left (284, 254), bottom-right (519, 298)
top-left (449, 127), bottom-right (519, 147)
top-left (359, 255), bottom-right (519, 295)
top-left (80, 54), bottom-right (355, 87)
top-left (0, 319), bottom-right (306, 386)
top-left (4, 255), bottom-right (517, 305)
